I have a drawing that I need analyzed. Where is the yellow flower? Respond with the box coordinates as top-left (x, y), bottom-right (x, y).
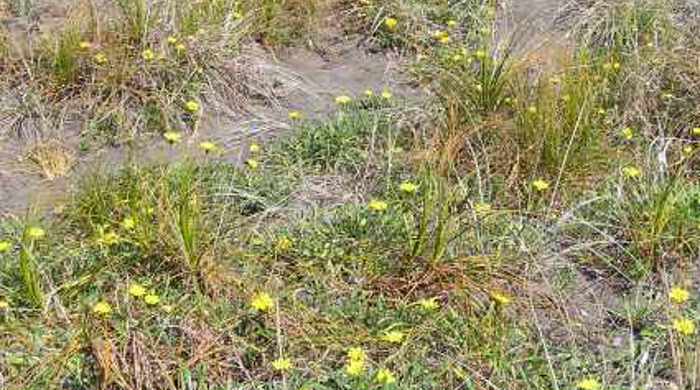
top-left (27, 227), bottom-right (45, 240)
top-left (490, 291), bottom-right (511, 306)
top-left (163, 131), bottom-right (182, 144)
top-left (0, 241), bottom-right (10, 253)
top-left (347, 347), bottom-right (366, 362)
top-left (375, 368), bottom-right (397, 385)
top-left (144, 294), bottom-right (160, 305)
top-left (368, 200), bottom-right (388, 212)
top-left (474, 202), bottom-right (491, 215)
top-left (185, 100), bottom-right (200, 113)
top-left (380, 330), bottom-right (405, 343)
top-left (399, 181), bottom-right (418, 194)
top-left (121, 217), bottom-right (136, 230)
top-left (272, 358), bottom-right (293, 372)
top-left (673, 318), bottom-right (696, 336)
top-left (527, 106), bottom-right (538, 114)
top-left (669, 287), bottom-right (690, 304)
top-left (0, 300), bottom-right (9, 310)
top-left (532, 179), bottom-right (549, 192)
top-left (276, 237), bottom-right (293, 251)
top-left (94, 52), bottom-right (108, 64)
top-left (142, 49), bottom-right (155, 61)
top-left (167, 36), bottom-right (178, 44)
top-left (576, 378), bottom-right (601, 390)
top-left (381, 90), bottom-right (392, 100)
top-left (288, 111), bottom-right (303, 120)
top-left (251, 292), bottom-right (274, 312)
top-left (335, 95), bottom-right (352, 105)
top-left (439, 35), bottom-right (450, 44)
top-left (613, 62), bottom-right (621, 70)
top-left (93, 301), bottom-right (112, 316)
top-left (249, 143), bottom-right (261, 153)
top-left (683, 145), bottom-right (694, 156)
top-left (417, 297), bottom-right (439, 310)
top-left (384, 17), bottom-right (398, 30)
top-left (364, 89), bottom-right (374, 97)
top-left (246, 159), bottom-right (259, 170)
top-left (621, 127), bottom-right (634, 140)
top-left (175, 43), bottom-right (186, 52)
top-left (433, 30), bottom-right (448, 40)
top-left (474, 50), bottom-right (486, 59)
top-left (199, 141), bottom-right (217, 153)
top-left (78, 41), bottom-right (92, 50)
top-left (128, 283), bottom-right (147, 298)
top-left (345, 347), bottom-right (366, 376)
top-left (345, 359), bottom-right (365, 376)
top-left (622, 166), bottom-right (642, 179)
top-left (447, 20), bottom-right (457, 28)
top-left (692, 127), bottom-right (700, 136)
top-left (98, 231), bottom-right (120, 246)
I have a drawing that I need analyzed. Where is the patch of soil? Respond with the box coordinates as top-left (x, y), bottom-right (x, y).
top-left (0, 35), bottom-right (411, 215)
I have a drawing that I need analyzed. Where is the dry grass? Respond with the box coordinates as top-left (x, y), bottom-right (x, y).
top-left (27, 139), bottom-right (76, 180)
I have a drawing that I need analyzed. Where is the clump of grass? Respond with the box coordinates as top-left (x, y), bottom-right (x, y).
top-left (27, 139), bottom-right (75, 180)
top-left (270, 101), bottom-right (399, 175)
top-left (18, 224), bottom-right (46, 309)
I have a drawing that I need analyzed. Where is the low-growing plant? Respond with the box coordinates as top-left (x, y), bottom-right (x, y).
top-left (18, 224), bottom-right (45, 309)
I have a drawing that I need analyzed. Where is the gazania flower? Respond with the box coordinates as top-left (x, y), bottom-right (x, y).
top-left (128, 283), bottom-right (147, 298)
top-left (380, 330), bottom-right (405, 343)
top-left (669, 287), bottom-right (690, 304)
top-left (375, 368), bottom-right (397, 385)
top-left (246, 159), bottom-right (259, 170)
top-left (368, 200), bottom-right (388, 212)
top-left (673, 318), bottom-right (696, 336)
top-left (384, 17), bottom-right (398, 30)
top-left (490, 291), bottom-right (511, 306)
top-left (335, 95), bottom-right (352, 105)
top-left (251, 292), bottom-right (274, 312)
top-left (531, 179), bottom-right (549, 192)
top-left (121, 217), bottom-right (136, 230)
top-left (272, 358), bottom-right (293, 372)
top-left (144, 294), bottom-right (160, 305)
top-left (199, 141), bottom-right (217, 153)
top-left (142, 49), bottom-right (155, 61)
top-left (27, 227), bottom-right (45, 240)
top-left (185, 100), bottom-right (200, 113)
top-left (399, 181), bottom-right (418, 194)
top-left (93, 301), bottom-right (112, 316)
top-left (163, 131), bottom-right (182, 144)
top-left (622, 166), bottom-right (641, 179)
top-left (621, 127), bottom-right (634, 140)
top-left (94, 53), bottom-right (108, 64)
top-left (417, 297), bottom-right (439, 310)
top-left (576, 378), bottom-right (601, 390)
